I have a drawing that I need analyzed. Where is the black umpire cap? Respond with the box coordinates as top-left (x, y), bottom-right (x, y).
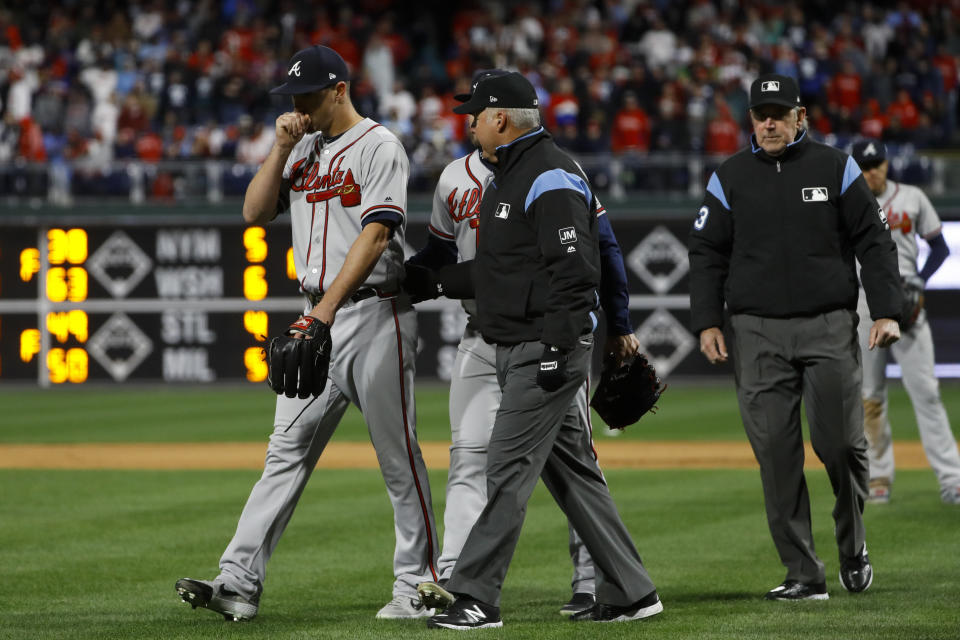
top-left (270, 45), bottom-right (349, 95)
top-left (452, 71), bottom-right (539, 114)
top-left (749, 73), bottom-right (802, 110)
top-left (454, 68), bottom-right (511, 103)
top-left (851, 139), bottom-right (888, 169)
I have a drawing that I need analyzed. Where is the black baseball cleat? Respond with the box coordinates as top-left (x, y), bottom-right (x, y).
top-left (559, 592), bottom-right (596, 617)
top-left (426, 596), bottom-right (502, 629)
top-left (764, 580), bottom-right (829, 601)
top-left (175, 578), bottom-right (259, 621)
top-left (569, 590), bottom-right (663, 622)
top-left (839, 547), bottom-right (874, 593)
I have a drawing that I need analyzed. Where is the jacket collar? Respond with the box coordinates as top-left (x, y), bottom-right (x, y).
top-left (750, 128), bottom-right (808, 163)
top-left (491, 126), bottom-right (547, 174)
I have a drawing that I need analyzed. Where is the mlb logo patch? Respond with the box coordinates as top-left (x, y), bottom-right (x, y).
top-left (495, 203), bottom-right (510, 219)
top-left (802, 187), bottom-right (829, 202)
top-left (761, 80), bottom-right (780, 92)
top-left (559, 227), bottom-right (577, 244)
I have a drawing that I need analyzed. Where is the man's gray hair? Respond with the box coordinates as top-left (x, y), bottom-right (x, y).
top-left (793, 106), bottom-right (807, 130)
top-left (501, 107), bottom-right (541, 130)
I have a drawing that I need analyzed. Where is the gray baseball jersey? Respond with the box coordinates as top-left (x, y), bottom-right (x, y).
top-left (876, 180), bottom-right (942, 278)
top-left (427, 150), bottom-right (595, 592)
top-left (283, 119), bottom-right (408, 294)
top-left (857, 180), bottom-right (960, 500)
top-left (216, 118), bottom-right (439, 607)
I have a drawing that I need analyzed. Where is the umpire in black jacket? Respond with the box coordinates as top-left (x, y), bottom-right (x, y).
top-left (689, 74), bottom-right (902, 601)
top-left (408, 72), bottom-right (660, 629)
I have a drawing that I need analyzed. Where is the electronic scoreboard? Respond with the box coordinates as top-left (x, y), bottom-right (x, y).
top-left (0, 219), bottom-right (305, 385)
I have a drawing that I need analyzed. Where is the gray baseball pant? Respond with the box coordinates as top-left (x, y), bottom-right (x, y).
top-left (445, 336), bottom-right (656, 608)
top-left (731, 310), bottom-right (869, 585)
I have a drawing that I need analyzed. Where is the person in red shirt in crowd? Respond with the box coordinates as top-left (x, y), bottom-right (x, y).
top-left (135, 131), bottom-right (163, 162)
top-left (828, 60), bottom-right (862, 113)
top-left (19, 117), bottom-right (47, 162)
top-left (887, 89), bottom-right (919, 130)
top-left (704, 98), bottom-right (740, 156)
top-left (860, 98), bottom-right (887, 139)
top-left (611, 91), bottom-right (650, 153)
top-left (547, 76), bottom-right (580, 131)
top-left (187, 39), bottom-right (216, 74)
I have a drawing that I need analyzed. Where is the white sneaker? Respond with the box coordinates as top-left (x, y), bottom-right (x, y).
top-left (942, 486), bottom-right (960, 505)
top-left (376, 595), bottom-right (435, 619)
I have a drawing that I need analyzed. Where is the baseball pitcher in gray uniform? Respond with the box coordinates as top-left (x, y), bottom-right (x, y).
top-left (175, 45), bottom-right (439, 621)
top-left (407, 72), bottom-right (641, 617)
top-left (851, 140), bottom-right (960, 505)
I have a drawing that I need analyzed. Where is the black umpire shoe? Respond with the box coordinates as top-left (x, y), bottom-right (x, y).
top-left (839, 547), bottom-right (874, 593)
top-left (426, 596), bottom-right (502, 629)
top-left (559, 592), bottom-right (596, 617)
top-left (764, 580), bottom-right (829, 601)
top-left (569, 590), bottom-right (663, 622)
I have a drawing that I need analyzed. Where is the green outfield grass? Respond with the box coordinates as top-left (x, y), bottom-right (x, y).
top-left (1, 380), bottom-right (958, 443)
top-left (1, 381), bottom-right (959, 639)
top-left (1, 468), bottom-right (958, 640)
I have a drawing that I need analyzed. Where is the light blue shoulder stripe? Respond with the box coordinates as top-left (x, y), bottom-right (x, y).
top-left (841, 156), bottom-right (861, 195)
top-left (706, 172), bottom-right (730, 210)
top-left (525, 169), bottom-right (593, 212)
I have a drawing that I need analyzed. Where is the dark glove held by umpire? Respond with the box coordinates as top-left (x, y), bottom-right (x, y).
top-left (267, 315), bottom-right (331, 399)
top-left (402, 263), bottom-right (444, 304)
top-left (537, 345), bottom-right (568, 392)
top-left (899, 277), bottom-right (924, 332)
top-left (591, 353), bottom-right (665, 429)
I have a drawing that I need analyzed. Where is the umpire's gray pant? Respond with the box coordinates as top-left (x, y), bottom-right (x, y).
top-left (731, 310), bottom-right (869, 585)
top-left (445, 337), bottom-right (657, 608)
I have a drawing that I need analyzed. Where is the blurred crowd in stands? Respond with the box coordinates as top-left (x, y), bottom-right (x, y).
top-left (1, 0), bottom-right (958, 197)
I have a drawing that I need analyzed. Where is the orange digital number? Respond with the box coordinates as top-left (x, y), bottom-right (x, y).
top-left (20, 248), bottom-right (40, 282)
top-left (286, 248), bottom-right (297, 280)
top-left (20, 329), bottom-right (41, 362)
top-left (47, 267), bottom-right (68, 302)
top-left (244, 347), bottom-right (268, 382)
top-left (243, 265), bottom-right (268, 301)
top-left (243, 311), bottom-right (268, 341)
top-left (244, 227), bottom-right (268, 263)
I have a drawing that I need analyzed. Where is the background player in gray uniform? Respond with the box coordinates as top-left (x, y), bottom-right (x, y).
top-left (406, 70), bottom-right (641, 617)
top-left (175, 45), bottom-right (439, 621)
top-left (851, 139), bottom-right (960, 505)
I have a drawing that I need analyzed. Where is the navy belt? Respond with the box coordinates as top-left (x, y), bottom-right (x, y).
top-left (307, 287), bottom-right (379, 307)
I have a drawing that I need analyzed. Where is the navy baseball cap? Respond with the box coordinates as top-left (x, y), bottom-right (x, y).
top-left (749, 73), bottom-right (802, 110)
top-left (454, 69), bottom-right (511, 103)
top-left (270, 45), bottom-right (349, 95)
top-left (453, 72), bottom-right (539, 114)
top-left (851, 139), bottom-right (887, 168)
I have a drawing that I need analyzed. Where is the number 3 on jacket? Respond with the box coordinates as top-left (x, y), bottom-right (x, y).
top-left (694, 206), bottom-right (710, 230)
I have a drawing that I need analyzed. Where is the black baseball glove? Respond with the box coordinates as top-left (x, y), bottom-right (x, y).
top-left (899, 277), bottom-right (924, 333)
top-left (590, 353), bottom-right (665, 430)
top-left (267, 316), bottom-right (331, 399)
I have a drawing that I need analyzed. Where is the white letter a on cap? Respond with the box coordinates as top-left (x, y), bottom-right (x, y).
top-left (289, 61), bottom-right (302, 77)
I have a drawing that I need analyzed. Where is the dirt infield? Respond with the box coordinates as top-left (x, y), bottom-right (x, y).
top-left (0, 440), bottom-right (934, 471)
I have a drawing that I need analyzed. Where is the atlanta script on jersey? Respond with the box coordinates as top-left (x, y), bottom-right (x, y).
top-left (280, 118), bottom-right (409, 296)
